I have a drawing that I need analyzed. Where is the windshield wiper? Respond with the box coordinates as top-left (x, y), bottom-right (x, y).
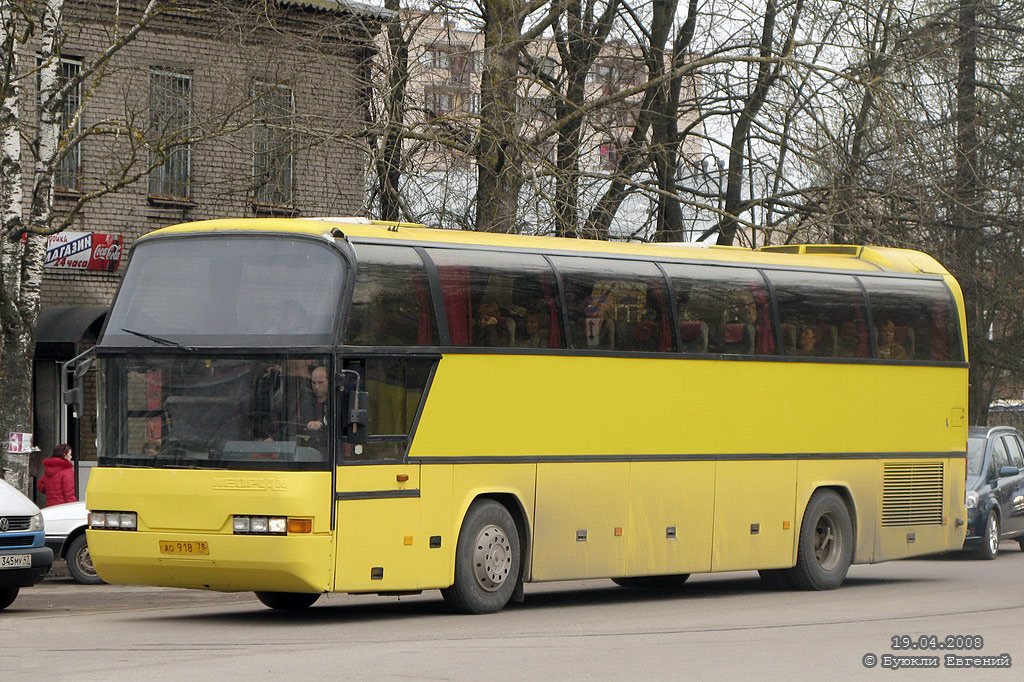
top-left (121, 328), bottom-right (195, 351)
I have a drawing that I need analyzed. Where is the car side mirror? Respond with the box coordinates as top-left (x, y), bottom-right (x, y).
top-left (998, 465), bottom-right (1020, 478)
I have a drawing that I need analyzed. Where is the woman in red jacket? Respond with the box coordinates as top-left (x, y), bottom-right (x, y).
top-left (38, 444), bottom-right (77, 506)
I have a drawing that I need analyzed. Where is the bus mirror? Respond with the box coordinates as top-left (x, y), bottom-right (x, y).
top-left (347, 390), bottom-right (370, 445)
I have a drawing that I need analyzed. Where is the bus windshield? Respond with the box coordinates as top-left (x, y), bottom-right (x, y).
top-left (99, 354), bottom-right (332, 471)
top-left (101, 235), bottom-right (345, 348)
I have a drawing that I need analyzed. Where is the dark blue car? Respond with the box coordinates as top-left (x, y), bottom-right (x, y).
top-left (964, 426), bottom-right (1024, 559)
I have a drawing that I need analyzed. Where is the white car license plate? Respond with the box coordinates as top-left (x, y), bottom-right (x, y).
top-left (0, 554), bottom-right (32, 569)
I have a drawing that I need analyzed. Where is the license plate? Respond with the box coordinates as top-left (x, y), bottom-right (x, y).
top-left (159, 541), bottom-right (209, 555)
top-left (0, 554), bottom-right (32, 569)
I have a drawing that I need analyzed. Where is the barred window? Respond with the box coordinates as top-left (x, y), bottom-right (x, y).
top-left (53, 59), bottom-right (82, 191)
top-left (148, 70), bottom-right (192, 200)
top-left (253, 82), bottom-right (294, 206)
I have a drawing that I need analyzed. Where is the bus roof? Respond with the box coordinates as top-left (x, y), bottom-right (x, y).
top-left (140, 217), bottom-right (951, 276)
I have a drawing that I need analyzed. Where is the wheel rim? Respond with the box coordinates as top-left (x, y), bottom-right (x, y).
top-left (813, 511), bottom-right (843, 570)
top-left (77, 544), bottom-right (96, 576)
top-left (471, 524), bottom-right (512, 592)
top-left (987, 514), bottom-right (999, 555)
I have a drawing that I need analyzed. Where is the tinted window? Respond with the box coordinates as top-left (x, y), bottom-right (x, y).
top-left (663, 263), bottom-right (772, 355)
top-left (429, 249), bottom-right (563, 349)
top-left (551, 257), bottom-right (671, 352)
top-left (967, 437), bottom-right (986, 477)
top-left (861, 277), bottom-right (962, 361)
top-left (1003, 436), bottom-right (1024, 469)
top-left (767, 271), bottom-right (867, 358)
top-left (103, 236), bottom-right (343, 347)
top-left (346, 245), bottom-right (438, 346)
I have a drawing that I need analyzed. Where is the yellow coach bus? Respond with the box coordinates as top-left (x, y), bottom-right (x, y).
top-left (85, 217), bottom-right (969, 613)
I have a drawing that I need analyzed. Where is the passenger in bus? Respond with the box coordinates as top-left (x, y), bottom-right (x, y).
top-left (836, 320), bottom-right (861, 358)
top-left (142, 440), bottom-right (160, 456)
top-left (795, 326), bottom-right (817, 356)
top-left (475, 302), bottom-right (514, 346)
top-left (518, 312), bottom-right (546, 348)
top-left (877, 319), bottom-right (908, 359)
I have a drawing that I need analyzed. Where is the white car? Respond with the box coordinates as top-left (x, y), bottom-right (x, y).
top-left (40, 501), bottom-right (102, 584)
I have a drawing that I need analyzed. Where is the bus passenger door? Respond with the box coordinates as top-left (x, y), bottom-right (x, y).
top-left (333, 357), bottom-right (440, 593)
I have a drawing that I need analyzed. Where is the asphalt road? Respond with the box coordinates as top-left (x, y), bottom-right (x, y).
top-left (3, 548), bottom-right (1023, 680)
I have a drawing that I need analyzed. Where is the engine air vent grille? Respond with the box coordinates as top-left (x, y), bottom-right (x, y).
top-left (882, 462), bottom-right (944, 526)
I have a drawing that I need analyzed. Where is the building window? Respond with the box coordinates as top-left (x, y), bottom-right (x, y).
top-left (428, 46), bottom-right (452, 70)
top-left (424, 88), bottom-right (455, 118)
top-left (53, 59), bottom-right (82, 192)
top-left (148, 70), bottom-right (192, 200)
top-left (253, 82), bottom-right (294, 207)
top-left (599, 141), bottom-right (619, 170)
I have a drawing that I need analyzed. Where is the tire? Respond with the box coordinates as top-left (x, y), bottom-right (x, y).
top-left (66, 534), bottom-right (105, 585)
top-left (611, 574), bottom-right (690, 589)
top-left (441, 499), bottom-right (521, 614)
top-left (787, 490), bottom-right (854, 590)
top-left (975, 511), bottom-right (1000, 560)
top-left (758, 569), bottom-right (794, 590)
top-left (1017, 536), bottom-right (1024, 552)
top-left (0, 587), bottom-right (18, 610)
top-left (254, 591), bottom-right (321, 610)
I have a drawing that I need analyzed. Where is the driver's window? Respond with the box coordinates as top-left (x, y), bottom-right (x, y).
top-left (343, 358), bottom-right (434, 463)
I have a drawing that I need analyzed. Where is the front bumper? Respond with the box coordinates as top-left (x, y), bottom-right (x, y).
top-left (0, 547), bottom-right (54, 588)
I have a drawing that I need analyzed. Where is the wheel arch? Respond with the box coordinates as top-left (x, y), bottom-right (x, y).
top-left (61, 525), bottom-right (89, 559)
top-left (795, 484), bottom-right (859, 563)
top-left (453, 490), bottom-right (533, 584)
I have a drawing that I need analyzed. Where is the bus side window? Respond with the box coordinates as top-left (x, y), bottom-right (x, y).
top-left (861, 278), bottom-right (962, 362)
top-left (767, 271), bottom-right (867, 359)
top-left (663, 263), bottom-right (770, 356)
top-left (550, 257), bottom-right (671, 352)
top-left (428, 249), bottom-right (564, 349)
top-left (346, 245), bottom-right (438, 347)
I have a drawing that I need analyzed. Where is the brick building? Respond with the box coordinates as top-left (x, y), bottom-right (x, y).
top-left (27, 0), bottom-right (389, 499)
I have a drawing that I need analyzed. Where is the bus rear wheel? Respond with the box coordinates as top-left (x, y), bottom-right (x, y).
top-left (442, 499), bottom-right (521, 614)
top-left (254, 591), bottom-right (321, 610)
top-left (787, 490), bottom-right (853, 590)
top-left (611, 574), bottom-right (690, 589)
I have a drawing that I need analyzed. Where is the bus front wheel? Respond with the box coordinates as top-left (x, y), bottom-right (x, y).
top-left (0, 587), bottom-right (18, 610)
top-left (254, 591), bottom-right (321, 610)
top-left (442, 499), bottom-right (521, 614)
top-left (788, 490), bottom-right (853, 590)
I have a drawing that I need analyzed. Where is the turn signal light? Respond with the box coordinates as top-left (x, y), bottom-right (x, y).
top-left (288, 518), bottom-right (312, 534)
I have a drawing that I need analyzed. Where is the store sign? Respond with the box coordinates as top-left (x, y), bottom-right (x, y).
top-left (45, 231), bottom-right (123, 271)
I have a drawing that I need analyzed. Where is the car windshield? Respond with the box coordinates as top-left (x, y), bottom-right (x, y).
top-left (99, 354), bottom-right (331, 471)
top-left (967, 437), bottom-right (985, 478)
top-left (101, 235), bottom-right (344, 347)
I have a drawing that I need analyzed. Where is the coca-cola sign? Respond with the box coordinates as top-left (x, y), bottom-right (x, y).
top-left (45, 231), bottom-right (123, 271)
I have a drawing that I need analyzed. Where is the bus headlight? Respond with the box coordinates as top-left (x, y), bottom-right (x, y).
top-left (29, 513), bottom-right (43, 532)
top-left (90, 511), bottom-right (137, 530)
top-left (965, 491), bottom-right (978, 509)
top-left (232, 515), bottom-right (287, 535)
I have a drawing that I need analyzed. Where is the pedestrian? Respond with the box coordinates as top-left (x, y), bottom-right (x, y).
top-left (37, 444), bottom-right (77, 506)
